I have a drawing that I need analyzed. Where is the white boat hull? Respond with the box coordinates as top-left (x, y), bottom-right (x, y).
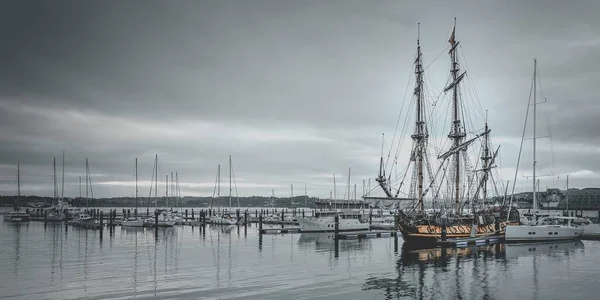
top-left (297, 217), bottom-right (369, 233)
top-left (582, 223), bottom-right (600, 239)
top-left (505, 224), bottom-right (583, 242)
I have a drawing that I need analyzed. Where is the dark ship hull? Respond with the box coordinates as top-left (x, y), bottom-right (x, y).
top-left (396, 207), bottom-right (520, 247)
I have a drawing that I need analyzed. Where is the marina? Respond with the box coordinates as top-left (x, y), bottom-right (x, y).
top-left (1, 214), bottom-right (600, 299)
top-left (1, 1), bottom-right (600, 299)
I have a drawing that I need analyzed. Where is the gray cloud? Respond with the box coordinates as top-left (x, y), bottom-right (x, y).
top-left (0, 0), bottom-right (599, 198)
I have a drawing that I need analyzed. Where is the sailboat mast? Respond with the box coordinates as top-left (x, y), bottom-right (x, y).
top-left (53, 157), bottom-right (57, 201)
top-left (412, 23), bottom-right (426, 212)
top-left (482, 111), bottom-right (491, 206)
top-left (135, 158), bottom-right (138, 208)
top-left (165, 175), bottom-right (169, 209)
top-left (17, 163), bottom-right (20, 210)
top-left (447, 19), bottom-right (466, 213)
top-left (217, 164), bottom-right (221, 212)
top-left (532, 58), bottom-right (537, 211)
top-left (85, 158), bottom-right (89, 208)
top-left (61, 150), bottom-right (65, 201)
top-left (229, 155), bottom-right (232, 210)
top-left (154, 154), bottom-right (158, 209)
top-left (566, 175), bottom-right (569, 212)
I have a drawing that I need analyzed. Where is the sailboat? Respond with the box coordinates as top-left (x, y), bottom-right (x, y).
top-left (145, 154), bottom-right (175, 227)
top-left (4, 164), bottom-right (31, 222)
top-left (73, 158), bottom-right (95, 226)
top-left (504, 59), bottom-right (583, 242)
top-left (371, 22), bottom-right (519, 247)
top-left (210, 156), bottom-right (239, 225)
top-left (45, 156), bottom-right (65, 222)
top-left (122, 158), bottom-right (144, 227)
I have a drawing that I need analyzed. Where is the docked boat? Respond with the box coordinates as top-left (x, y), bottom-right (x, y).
top-left (369, 22), bottom-right (517, 247)
top-left (505, 216), bottom-right (583, 242)
top-left (73, 213), bottom-right (95, 226)
top-left (4, 211), bottom-right (31, 222)
top-left (121, 216), bottom-right (145, 227)
top-left (122, 158), bottom-right (145, 228)
top-left (570, 217), bottom-right (600, 240)
top-left (297, 209), bottom-right (369, 232)
top-left (504, 60), bottom-right (582, 243)
top-left (210, 212), bottom-right (238, 225)
top-left (145, 210), bottom-right (175, 227)
top-left (3, 164), bottom-right (31, 223)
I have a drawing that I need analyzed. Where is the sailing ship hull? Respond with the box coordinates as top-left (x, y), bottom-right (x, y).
top-left (396, 208), bottom-right (520, 247)
top-left (398, 222), bottom-right (507, 247)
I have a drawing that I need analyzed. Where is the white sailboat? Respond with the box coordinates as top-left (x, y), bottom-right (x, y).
top-left (73, 158), bottom-right (95, 226)
top-left (46, 155), bottom-right (65, 222)
top-left (144, 155), bottom-right (175, 227)
top-left (4, 164), bottom-right (31, 222)
top-left (210, 155), bottom-right (240, 225)
top-left (505, 59), bottom-right (583, 242)
top-left (122, 158), bottom-right (144, 227)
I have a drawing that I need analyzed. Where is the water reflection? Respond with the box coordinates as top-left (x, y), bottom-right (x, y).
top-left (297, 232), bottom-right (372, 253)
top-left (363, 241), bottom-right (585, 299)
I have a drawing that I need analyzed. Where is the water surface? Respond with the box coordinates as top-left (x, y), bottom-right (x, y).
top-left (0, 220), bottom-right (598, 299)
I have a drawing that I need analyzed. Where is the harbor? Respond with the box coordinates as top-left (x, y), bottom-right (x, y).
top-left (1, 215), bottom-right (600, 299)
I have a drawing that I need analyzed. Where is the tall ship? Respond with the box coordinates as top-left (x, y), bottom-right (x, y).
top-left (369, 21), bottom-right (519, 247)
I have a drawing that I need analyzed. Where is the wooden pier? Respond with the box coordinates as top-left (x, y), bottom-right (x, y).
top-left (336, 230), bottom-right (399, 240)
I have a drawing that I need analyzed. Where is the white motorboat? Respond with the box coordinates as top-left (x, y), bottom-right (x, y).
top-left (505, 216), bottom-right (583, 242)
top-left (297, 209), bottom-right (369, 233)
top-left (73, 213), bottom-right (95, 225)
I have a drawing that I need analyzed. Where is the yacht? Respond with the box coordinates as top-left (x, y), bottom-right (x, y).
top-left (73, 213), bottom-right (95, 226)
top-left (297, 209), bottom-right (369, 233)
top-left (210, 212), bottom-right (238, 225)
top-left (505, 216), bottom-right (583, 242)
top-left (121, 216), bottom-right (145, 227)
top-left (145, 209), bottom-right (176, 227)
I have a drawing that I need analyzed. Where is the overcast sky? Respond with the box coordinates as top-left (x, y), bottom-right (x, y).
top-left (0, 0), bottom-right (598, 199)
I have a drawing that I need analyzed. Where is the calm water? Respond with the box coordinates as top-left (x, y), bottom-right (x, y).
top-left (1, 220), bottom-right (599, 300)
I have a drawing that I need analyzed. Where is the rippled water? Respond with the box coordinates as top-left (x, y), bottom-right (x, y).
top-left (1, 220), bottom-right (599, 300)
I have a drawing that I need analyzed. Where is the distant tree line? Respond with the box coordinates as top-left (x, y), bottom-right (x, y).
top-left (0, 195), bottom-right (318, 208)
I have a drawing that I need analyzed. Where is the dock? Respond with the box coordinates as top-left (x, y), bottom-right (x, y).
top-left (336, 230), bottom-right (399, 239)
top-left (437, 235), bottom-right (503, 247)
top-left (259, 228), bottom-right (301, 234)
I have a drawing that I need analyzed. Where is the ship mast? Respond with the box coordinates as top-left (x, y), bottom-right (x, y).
top-left (481, 112), bottom-right (492, 206)
top-left (532, 58), bottom-right (537, 211)
top-left (16, 163), bottom-right (20, 211)
top-left (446, 19), bottom-right (467, 214)
top-left (411, 23), bottom-right (427, 212)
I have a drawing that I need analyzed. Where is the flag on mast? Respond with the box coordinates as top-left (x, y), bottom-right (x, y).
top-left (448, 26), bottom-right (455, 46)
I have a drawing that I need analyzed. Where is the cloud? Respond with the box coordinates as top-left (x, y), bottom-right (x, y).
top-left (0, 0), bottom-right (599, 198)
